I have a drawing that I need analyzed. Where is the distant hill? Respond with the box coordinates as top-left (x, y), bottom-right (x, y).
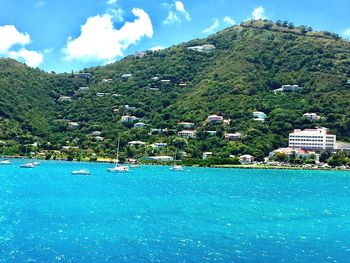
top-left (0, 20), bottom-right (349, 161)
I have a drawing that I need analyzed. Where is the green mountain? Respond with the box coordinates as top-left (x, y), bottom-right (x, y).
top-left (1, 20), bottom-right (350, 161)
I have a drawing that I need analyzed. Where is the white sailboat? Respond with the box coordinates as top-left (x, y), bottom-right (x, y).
top-left (72, 150), bottom-right (90, 175)
top-left (108, 138), bottom-right (129, 173)
top-left (169, 150), bottom-right (183, 171)
top-left (0, 159), bottom-right (11, 165)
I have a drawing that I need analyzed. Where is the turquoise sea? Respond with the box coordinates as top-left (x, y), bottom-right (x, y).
top-left (0, 160), bottom-right (349, 262)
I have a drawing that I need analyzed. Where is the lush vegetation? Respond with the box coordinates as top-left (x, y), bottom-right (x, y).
top-left (0, 20), bottom-right (349, 166)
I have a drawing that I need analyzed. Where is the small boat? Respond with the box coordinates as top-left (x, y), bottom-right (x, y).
top-left (130, 164), bottom-right (140, 168)
top-left (108, 137), bottom-right (129, 173)
top-left (0, 159), bottom-right (11, 165)
top-left (108, 165), bottom-right (129, 173)
top-left (32, 162), bottom-right (40, 166)
top-left (170, 165), bottom-right (183, 171)
top-left (72, 169), bottom-right (90, 175)
top-left (20, 163), bottom-right (35, 168)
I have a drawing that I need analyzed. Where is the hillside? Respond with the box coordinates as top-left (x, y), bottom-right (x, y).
top-left (0, 20), bottom-right (349, 162)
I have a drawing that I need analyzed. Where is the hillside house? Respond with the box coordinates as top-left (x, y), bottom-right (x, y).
top-left (253, 111), bottom-right (267, 121)
top-left (121, 74), bottom-right (133, 80)
top-left (178, 130), bottom-right (196, 138)
top-left (58, 96), bottom-right (72, 102)
top-left (239, 155), bottom-right (254, 164)
top-left (303, 113), bottom-right (320, 120)
top-left (90, 131), bottom-right (102, 136)
top-left (134, 122), bottom-right (146, 128)
top-left (274, 85), bottom-right (303, 93)
top-left (145, 156), bottom-right (174, 162)
top-left (75, 73), bottom-right (92, 79)
top-left (121, 115), bottom-right (138, 123)
top-left (206, 131), bottom-right (218, 136)
top-left (152, 143), bottom-right (168, 148)
top-left (225, 133), bottom-right (241, 140)
top-left (207, 114), bottom-right (224, 124)
top-left (68, 122), bottom-right (79, 130)
top-left (128, 141), bottom-right (146, 146)
top-left (203, 152), bottom-right (213, 160)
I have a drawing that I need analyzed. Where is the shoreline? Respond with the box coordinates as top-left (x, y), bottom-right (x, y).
top-left (2, 156), bottom-right (349, 172)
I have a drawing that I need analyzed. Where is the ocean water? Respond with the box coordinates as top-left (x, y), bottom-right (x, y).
top-left (0, 160), bottom-right (349, 262)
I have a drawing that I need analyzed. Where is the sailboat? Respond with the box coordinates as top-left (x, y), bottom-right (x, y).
top-left (0, 144), bottom-right (10, 165)
top-left (108, 138), bottom-right (129, 173)
top-left (169, 150), bottom-right (183, 171)
top-left (72, 150), bottom-right (90, 175)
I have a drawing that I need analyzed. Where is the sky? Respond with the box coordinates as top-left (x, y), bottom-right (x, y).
top-left (0, 0), bottom-right (349, 73)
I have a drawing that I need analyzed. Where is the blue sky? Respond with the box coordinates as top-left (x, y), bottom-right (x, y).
top-left (0, 0), bottom-right (349, 73)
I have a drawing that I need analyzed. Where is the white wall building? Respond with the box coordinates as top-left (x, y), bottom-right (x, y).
top-left (225, 133), bottom-right (241, 140)
top-left (203, 152), bottom-right (213, 160)
top-left (303, 113), bottom-right (319, 120)
top-left (207, 115), bottom-right (224, 124)
top-left (121, 115), bottom-right (138, 123)
top-left (178, 130), bottom-right (196, 138)
top-left (240, 155), bottom-right (254, 164)
top-left (289, 127), bottom-right (336, 151)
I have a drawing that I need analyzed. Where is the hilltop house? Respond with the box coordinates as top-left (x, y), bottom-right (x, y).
top-left (289, 127), bottom-right (336, 151)
top-left (207, 114), bottom-right (224, 124)
top-left (178, 130), bottom-right (196, 138)
top-left (75, 72), bottom-right (91, 79)
top-left (188, 44), bottom-right (215, 53)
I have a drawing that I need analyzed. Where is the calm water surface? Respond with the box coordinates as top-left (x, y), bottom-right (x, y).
top-left (0, 160), bottom-right (349, 262)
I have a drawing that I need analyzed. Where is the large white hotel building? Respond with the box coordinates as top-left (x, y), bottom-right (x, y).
top-left (289, 127), bottom-right (336, 151)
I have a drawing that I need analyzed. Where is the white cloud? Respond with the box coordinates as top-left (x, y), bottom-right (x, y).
top-left (343, 28), bottom-right (350, 37)
top-left (175, 1), bottom-right (190, 21)
top-left (163, 11), bottom-right (179, 25)
top-left (107, 0), bottom-right (117, 4)
top-left (149, 46), bottom-right (165, 51)
top-left (9, 49), bottom-right (44, 67)
top-left (35, 0), bottom-right (45, 8)
top-left (163, 1), bottom-right (190, 25)
top-left (203, 19), bottom-right (220, 34)
top-left (223, 16), bottom-right (236, 26)
top-left (0, 24), bottom-right (43, 67)
top-left (252, 6), bottom-right (266, 20)
top-left (63, 8), bottom-right (153, 62)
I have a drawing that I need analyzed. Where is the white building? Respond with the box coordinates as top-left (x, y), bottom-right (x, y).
top-left (121, 115), bottom-right (138, 123)
top-left (303, 113), bottom-right (319, 120)
top-left (58, 96), bottom-right (71, 102)
top-left (178, 130), bottom-right (196, 138)
top-left (178, 122), bottom-right (195, 129)
top-left (67, 122), bottom-right (79, 129)
top-left (128, 141), bottom-right (146, 146)
top-left (146, 156), bottom-right (174, 162)
top-left (188, 44), bottom-right (215, 53)
top-left (206, 131), bottom-right (217, 136)
top-left (121, 74), bottom-right (133, 80)
top-left (90, 131), bottom-right (102, 136)
top-left (203, 152), bottom-right (213, 160)
top-left (239, 155), bottom-right (254, 164)
top-left (125, 105), bottom-right (136, 111)
top-left (152, 143), bottom-right (168, 148)
top-left (134, 122), bottom-right (146, 128)
top-left (225, 133), bottom-right (241, 140)
top-left (207, 114), bottom-right (224, 124)
top-left (289, 127), bottom-right (336, 151)
top-left (253, 111), bottom-right (267, 121)
top-left (274, 85), bottom-right (303, 93)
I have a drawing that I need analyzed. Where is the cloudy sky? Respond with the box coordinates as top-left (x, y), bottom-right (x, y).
top-left (0, 0), bottom-right (349, 72)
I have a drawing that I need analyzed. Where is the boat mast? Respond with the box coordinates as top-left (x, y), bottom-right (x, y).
top-left (116, 137), bottom-right (120, 165)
